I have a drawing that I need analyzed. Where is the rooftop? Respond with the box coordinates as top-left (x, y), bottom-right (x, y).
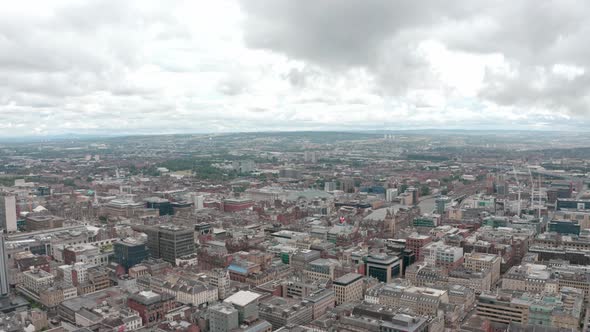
top-left (333, 273), bottom-right (363, 286)
top-left (224, 291), bottom-right (261, 307)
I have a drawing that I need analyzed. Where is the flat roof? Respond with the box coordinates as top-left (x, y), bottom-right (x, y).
top-left (466, 253), bottom-right (499, 262)
top-left (224, 290), bottom-right (261, 307)
top-left (333, 273), bottom-right (363, 286)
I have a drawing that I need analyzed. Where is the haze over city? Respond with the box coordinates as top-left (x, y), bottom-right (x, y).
top-left (2, 0), bottom-right (590, 136)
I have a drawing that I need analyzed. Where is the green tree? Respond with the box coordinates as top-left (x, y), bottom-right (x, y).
top-left (399, 184), bottom-right (409, 193)
top-left (63, 178), bottom-right (76, 187)
top-left (420, 185), bottom-right (431, 196)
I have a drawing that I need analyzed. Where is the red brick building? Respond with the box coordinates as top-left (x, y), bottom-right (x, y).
top-left (127, 291), bottom-right (176, 327)
top-left (406, 234), bottom-right (433, 261)
top-left (222, 198), bottom-right (254, 212)
top-left (15, 255), bottom-right (51, 273)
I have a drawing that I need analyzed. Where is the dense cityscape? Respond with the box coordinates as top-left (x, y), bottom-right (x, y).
top-left (4, 0), bottom-right (590, 331)
top-left (0, 131), bottom-right (589, 331)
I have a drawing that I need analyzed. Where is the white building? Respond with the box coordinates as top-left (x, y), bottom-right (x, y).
top-left (23, 269), bottom-right (54, 295)
top-left (190, 193), bottom-right (205, 211)
top-left (422, 242), bottom-right (464, 268)
top-left (0, 195), bottom-right (17, 233)
top-left (161, 277), bottom-right (218, 306)
top-left (386, 188), bottom-right (399, 202)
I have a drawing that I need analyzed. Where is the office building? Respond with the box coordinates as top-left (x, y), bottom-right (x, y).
top-left (103, 198), bottom-right (156, 218)
top-left (143, 224), bottom-right (195, 265)
top-left (190, 193), bottom-right (205, 211)
top-left (304, 258), bottom-right (341, 281)
top-left (304, 288), bottom-right (335, 319)
top-left (114, 238), bottom-right (149, 271)
top-left (279, 168), bottom-right (302, 180)
top-left (224, 291), bottom-right (261, 323)
top-left (259, 297), bottom-right (313, 330)
top-left (333, 273), bottom-right (364, 305)
top-left (386, 188), bottom-right (399, 202)
top-left (448, 267), bottom-right (492, 293)
top-left (144, 197), bottom-right (173, 216)
top-left (0, 195), bottom-right (17, 233)
top-left (324, 181), bottom-right (337, 192)
top-left (232, 160), bottom-right (256, 173)
top-left (406, 234), bottom-right (432, 261)
top-left (548, 220), bottom-right (581, 235)
top-left (290, 249), bottom-right (321, 271)
top-left (24, 213), bottom-right (64, 232)
top-left (0, 233), bottom-right (9, 296)
top-left (375, 283), bottom-right (449, 316)
top-left (435, 196), bottom-right (450, 215)
top-left (365, 254), bottom-right (402, 283)
top-left (209, 303), bottom-right (239, 332)
top-left (340, 177), bottom-right (355, 193)
top-left (422, 242), bottom-right (463, 270)
top-left (22, 269), bottom-right (55, 296)
top-left (464, 253), bottom-right (502, 284)
top-left (556, 198), bottom-right (590, 210)
top-left (477, 289), bottom-right (583, 329)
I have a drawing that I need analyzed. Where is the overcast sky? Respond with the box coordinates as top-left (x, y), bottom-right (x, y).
top-left (1, 0), bottom-right (589, 137)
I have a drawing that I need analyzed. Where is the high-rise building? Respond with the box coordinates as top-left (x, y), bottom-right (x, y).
top-left (406, 187), bottom-right (419, 206)
top-left (0, 232), bottom-right (9, 296)
top-left (340, 177), bottom-right (355, 193)
top-left (143, 225), bottom-right (195, 265)
top-left (190, 193), bottom-right (205, 211)
top-left (114, 238), bottom-right (150, 271)
top-left (304, 151), bottom-right (318, 163)
top-left (386, 188), bottom-right (399, 202)
top-left (0, 195), bottom-right (17, 233)
top-left (232, 160), bottom-right (256, 173)
top-left (435, 196), bottom-right (450, 215)
top-left (324, 181), bottom-right (337, 192)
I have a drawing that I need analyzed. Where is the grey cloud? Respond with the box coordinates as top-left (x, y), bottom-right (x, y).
top-left (481, 65), bottom-right (590, 113)
top-left (239, 0), bottom-right (475, 68)
top-left (239, 0), bottom-right (590, 114)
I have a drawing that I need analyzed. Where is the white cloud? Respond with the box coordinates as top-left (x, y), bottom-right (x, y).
top-left (0, 0), bottom-right (589, 137)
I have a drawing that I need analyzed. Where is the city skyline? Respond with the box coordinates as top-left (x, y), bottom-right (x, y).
top-left (2, 0), bottom-right (590, 136)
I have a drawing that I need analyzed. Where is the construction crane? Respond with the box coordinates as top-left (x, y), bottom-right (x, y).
top-left (512, 166), bottom-right (521, 217)
top-left (528, 166), bottom-right (543, 219)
